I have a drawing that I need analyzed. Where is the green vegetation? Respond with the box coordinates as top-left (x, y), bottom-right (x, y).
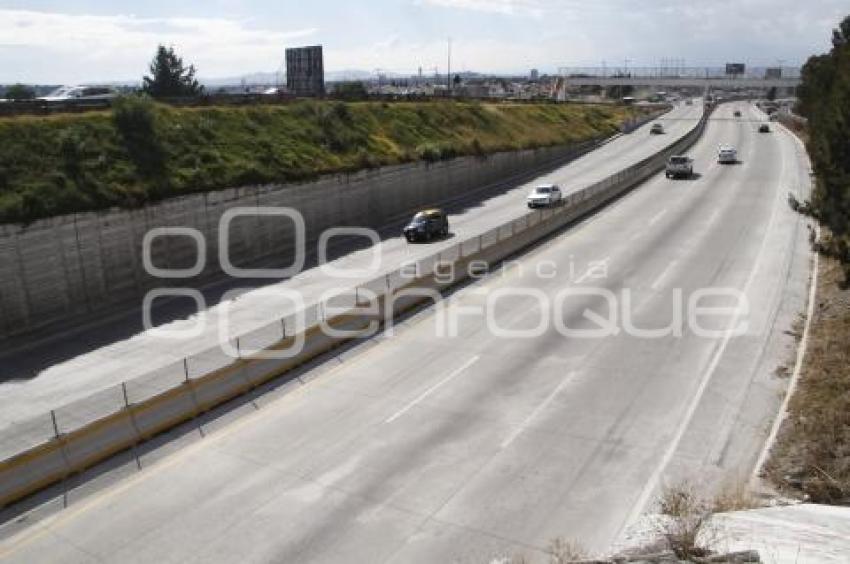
top-left (142, 45), bottom-right (202, 99)
top-left (0, 99), bottom-right (638, 223)
top-left (3, 84), bottom-right (36, 101)
top-left (795, 15), bottom-right (850, 282)
top-left (333, 81), bottom-right (369, 100)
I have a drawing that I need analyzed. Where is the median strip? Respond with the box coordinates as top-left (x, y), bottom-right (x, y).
top-left (0, 103), bottom-right (716, 511)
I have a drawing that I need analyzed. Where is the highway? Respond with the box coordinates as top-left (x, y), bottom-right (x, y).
top-left (0, 102), bottom-right (814, 562)
top-left (0, 102), bottom-right (704, 430)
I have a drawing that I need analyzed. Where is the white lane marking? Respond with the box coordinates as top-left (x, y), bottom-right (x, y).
top-left (623, 135), bottom-right (788, 530)
top-left (500, 372), bottom-right (576, 449)
top-left (749, 236), bottom-right (821, 483)
top-left (574, 257), bottom-right (610, 285)
top-left (650, 260), bottom-right (678, 291)
top-left (384, 356), bottom-right (480, 424)
top-left (648, 209), bottom-right (668, 227)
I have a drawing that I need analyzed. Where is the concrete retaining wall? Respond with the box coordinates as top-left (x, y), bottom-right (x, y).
top-left (0, 140), bottom-right (604, 340)
top-left (0, 105), bottom-right (712, 509)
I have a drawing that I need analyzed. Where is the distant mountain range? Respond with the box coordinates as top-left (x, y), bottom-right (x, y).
top-left (200, 69), bottom-right (380, 87)
top-left (2, 69), bottom-right (511, 90)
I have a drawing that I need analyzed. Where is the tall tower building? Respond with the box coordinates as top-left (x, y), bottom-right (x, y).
top-left (285, 46), bottom-right (325, 97)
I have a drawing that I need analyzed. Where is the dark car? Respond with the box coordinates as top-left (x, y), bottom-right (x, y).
top-left (759, 124), bottom-right (771, 133)
top-left (733, 110), bottom-right (742, 117)
top-left (403, 209), bottom-right (449, 242)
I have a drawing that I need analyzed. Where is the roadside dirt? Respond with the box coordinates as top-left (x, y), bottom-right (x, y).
top-left (765, 254), bottom-right (850, 504)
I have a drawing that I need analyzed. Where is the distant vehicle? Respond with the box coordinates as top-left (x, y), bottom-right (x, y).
top-left (621, 96), bottom-right (636, 105)
top-left (403, 209), bottom-right (449, 242)
top-left (527, 184), bottom-right (563, 208)
top-left (733, 110), bottom-right (742, 117)
top-left (758, 124), bottom-right (771, 133)
top-left (718, 145), bottom-right (738, 164)
top-left (768, 113), bottom-right (779, 122)
top-left (665, 155), bottom-right (694, 179)
top-left (39, 85), bottom-right (118, 105)
top-left (650, 123), bottom-right (665, 135)
top-left (685, 99), bottom-right (694, 106)
top-left (262, 87), bottom-right (281, 96)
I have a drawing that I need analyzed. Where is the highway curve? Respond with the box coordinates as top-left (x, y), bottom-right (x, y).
top-left (0, 102), bottom-right (703, 429)
top-left (0, 101), bottom-right (814, 563)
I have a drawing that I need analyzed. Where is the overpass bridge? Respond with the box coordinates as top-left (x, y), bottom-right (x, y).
top-left (557, 66), bottom-right (801, 93)
top-left (561, 75), bottom-right (800, 89)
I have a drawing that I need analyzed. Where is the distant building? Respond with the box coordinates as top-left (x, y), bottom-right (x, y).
top-left (286, 45), bottom-right (325, 96)
top-left (530, 69), bottom-right (540, 81)
top-left (765, 67), bottom-right (782, 79)
top-left (457, 84), bottom-right (493, 98)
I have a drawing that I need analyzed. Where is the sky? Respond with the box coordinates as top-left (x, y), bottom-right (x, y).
top-left (0, 0), bottom-right (847, 84)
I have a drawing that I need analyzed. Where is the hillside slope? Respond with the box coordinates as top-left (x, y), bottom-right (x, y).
top-left (0, 99), bottom-right (640, 223)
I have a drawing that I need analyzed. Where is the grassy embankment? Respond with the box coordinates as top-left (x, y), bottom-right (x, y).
top-left (0, 99), bottom-right (641, 224)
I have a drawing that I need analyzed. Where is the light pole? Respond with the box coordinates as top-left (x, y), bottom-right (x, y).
top-left (447, 38), bottom-right (452, 92)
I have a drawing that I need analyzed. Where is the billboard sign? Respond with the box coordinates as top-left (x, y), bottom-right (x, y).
top-left (725, 63), bottom-right (746, 75)
top-left (765, 67), bottom-right (782, 79)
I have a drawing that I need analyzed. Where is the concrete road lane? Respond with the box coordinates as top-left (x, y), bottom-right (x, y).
top-left (0, 102), bottom-right (814, 562)
top-left (0, 103), bottom-right (704, 429)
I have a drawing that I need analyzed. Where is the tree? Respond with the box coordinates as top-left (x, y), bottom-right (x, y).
top-left (334, 81), bottom-right (368, 100)
top-left (831, 14), bottom-right (850, 47)
top-left (796, 14), bottom-right (850, 281)
top-left (142, 45), bottom-right (202, 99)
top-left (4, 84), bottom-right (35, 100)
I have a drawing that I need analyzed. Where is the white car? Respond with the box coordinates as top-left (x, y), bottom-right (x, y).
top-left (718, 145), bottom-right (738, 164)
top-left (527, 184), bottom-right (563, 208)
top-left (39, 85), bottom-right (118, 104)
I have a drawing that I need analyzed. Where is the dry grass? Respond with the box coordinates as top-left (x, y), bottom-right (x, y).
top-left (655, 481), bottom-right (717, 559)
top-left (711, 480), bottom-right (762, 513)
top-left (498, 536), bottom-right (586, 564)
top-left (765, 255), bottom-right (850, 504)
top-left (546, 537), bottom-right (587, 563)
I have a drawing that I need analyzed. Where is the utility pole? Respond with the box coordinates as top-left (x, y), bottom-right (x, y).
top-left (447, 38), bottom-right (452, 92)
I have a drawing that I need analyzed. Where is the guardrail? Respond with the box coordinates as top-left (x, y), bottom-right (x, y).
top-left (0, 103), bottom-right (714, 509)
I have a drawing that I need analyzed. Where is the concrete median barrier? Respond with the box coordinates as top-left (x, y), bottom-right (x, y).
top-left (0, 104), bottom-right (714, 510)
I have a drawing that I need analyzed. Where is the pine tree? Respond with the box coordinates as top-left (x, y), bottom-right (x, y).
top-left (142, 45), bottom-right (202, 99)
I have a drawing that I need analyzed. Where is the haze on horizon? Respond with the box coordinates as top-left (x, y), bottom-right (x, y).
top-left (0, 0), bottom-right (846, 84)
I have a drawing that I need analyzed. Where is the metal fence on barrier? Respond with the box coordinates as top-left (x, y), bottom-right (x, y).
top-left (0, 102), bottom-right (714, 467)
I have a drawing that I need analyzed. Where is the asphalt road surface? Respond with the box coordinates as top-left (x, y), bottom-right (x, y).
top-left (0, 102), bottom-right (814, 562)
top-left (0, 103), bottom-right (704, 429)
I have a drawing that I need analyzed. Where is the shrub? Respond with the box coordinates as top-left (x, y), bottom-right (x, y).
top-left (416, 142), bottom-right (443, 162)
top-left (111, 95), bottom-right (166, 181)
top-left (656, 481), bottom-right (715, 559)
